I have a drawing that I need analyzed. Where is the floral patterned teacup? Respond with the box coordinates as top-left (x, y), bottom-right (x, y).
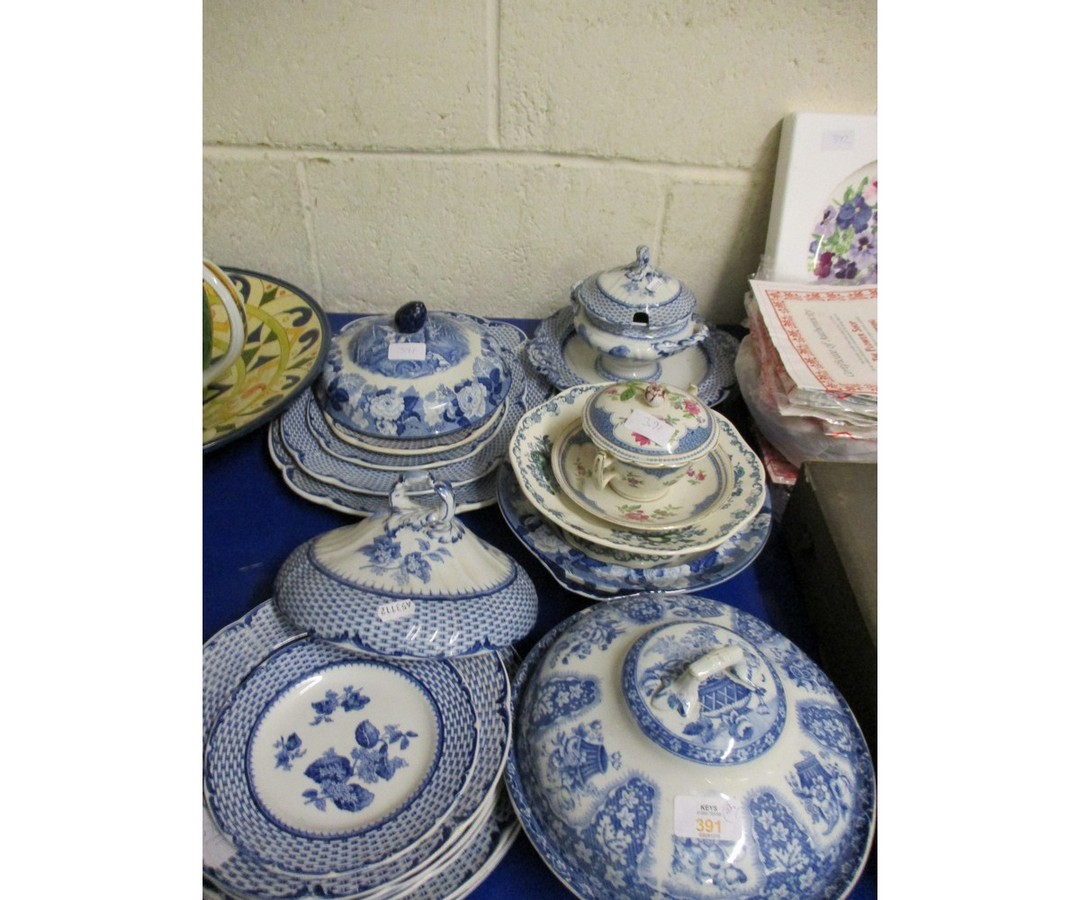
top-left (203, 260), bottom-right (247, 386)
top-left (592, 451), bottom-right (688, 501)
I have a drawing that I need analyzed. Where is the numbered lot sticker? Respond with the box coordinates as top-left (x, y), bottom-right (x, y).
top-left (673, 794), bottom-right (741, 841)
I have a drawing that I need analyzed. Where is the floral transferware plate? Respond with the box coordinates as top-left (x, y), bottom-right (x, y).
top-left (509, 384), bottom-right (765, 558)
top-left (204, 603), bottom-right (515, 897)
top-left (203, 639), bottom-right (480, 877)
top-left (808, 162), bottom-right (877, 285)
top-left (504, 594), bottom-right (876, 899)
top-left (268, 421), bottom-right (501, 516)
top-left (203, 269), bottom-right (329, 453)
top-left (496, 464), bottom-right (771, 599)
top-left (552, 423), bottom-right (731, 532)
top-left (312, 388), bottom-right (509, 470)
top-left (527, 306), bottom-right (738, 405)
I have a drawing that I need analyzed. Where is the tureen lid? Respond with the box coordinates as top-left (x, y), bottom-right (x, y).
top-left (572, 245), bottom-right (698, 335)
top-left (274, 476), bottom-right (538, 657)
top-left (505, 594), bottom-right (876, 899)
top-left (582, 380), bottom-right (720, 466)
top-left (317, 303), bottom-right (512, 441)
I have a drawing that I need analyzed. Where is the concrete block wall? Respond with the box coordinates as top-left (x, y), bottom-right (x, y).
top-left (204, 0), bottom-right (876, 326)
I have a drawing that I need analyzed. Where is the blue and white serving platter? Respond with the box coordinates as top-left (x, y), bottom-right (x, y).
top-left (527, 305), bottom-right (738, 406)
top-left (203, 603), bottom-right (515, 897)
top-left (204, 639), bottom-right (481, 878)
top-left (495, 464), bottom-right (772, 600)
top-left (268, 422), bottom-right (500, 516)
top-left (504, 594), bottom-right (876, 899)
top-left (508, 384), bottom-right (766, 558)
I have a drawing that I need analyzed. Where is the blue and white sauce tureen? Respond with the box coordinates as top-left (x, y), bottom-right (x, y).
top-left (317, 302), bottom-right (512, 441)
top-left (571, 246), bottom-right (708, 380)
top-left (274, 476), bottom-right (538, 658)
top-left (505, 593), bottom-right (875, 899)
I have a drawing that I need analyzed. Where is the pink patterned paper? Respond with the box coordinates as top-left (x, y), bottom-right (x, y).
top-left (749, 281), bottom-right (877, 399)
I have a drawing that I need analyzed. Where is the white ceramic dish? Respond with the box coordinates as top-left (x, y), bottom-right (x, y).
top-left (508, 384), bottom-right (765, 558)
top-left (505, 594), bottom-right (876, 899)
top-left (552, 422), bottom-right (731, 533)
top-left (496, 463), bottom-right (772, 599)
top-left (527, 305), bottom-right (738, 406)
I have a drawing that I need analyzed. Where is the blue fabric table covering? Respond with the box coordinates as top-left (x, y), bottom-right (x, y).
top-left (203, 313), bottom-right (877, 899)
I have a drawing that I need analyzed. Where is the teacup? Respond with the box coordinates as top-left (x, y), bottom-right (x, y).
top-left (203, 260), bottom-right (247, 386)
top-left (592, 451), bottom-right (689, 501)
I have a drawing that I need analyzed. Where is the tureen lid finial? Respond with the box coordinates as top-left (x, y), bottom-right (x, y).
top-left (394, 300), bottom-right (428, 333)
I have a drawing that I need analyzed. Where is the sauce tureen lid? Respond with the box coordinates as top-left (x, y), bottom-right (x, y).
top-left (317, 303), bottom-right (512, 441)
top-left (582, 380), bottom-right (720, 467)
top-left (274, 476), bottom-right (538, 657)
top-left (572, 245), bottom-right (698, 336)
top-left (505, 593), bottom-right (876, 899)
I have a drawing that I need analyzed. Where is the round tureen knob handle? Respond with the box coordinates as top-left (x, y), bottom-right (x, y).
top-left (652, 645), bottom-right (749, 719)
top-left (394, 300), bottom-right (427, 333)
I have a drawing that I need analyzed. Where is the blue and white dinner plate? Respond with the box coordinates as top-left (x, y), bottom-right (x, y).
top-left (203, 603), bottom-right (515, 897)
top-left (495, 463), bottom-right (771, 599)
top-left (526, 305), bottom-right (738, 406)
top-left (204, 639), bottom-right (480, 877)
top-left (269, 421), bottom-right (501, 516)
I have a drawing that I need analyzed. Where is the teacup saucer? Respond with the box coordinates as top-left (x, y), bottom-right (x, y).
top-left (551, 423), bottom-right (732, 532)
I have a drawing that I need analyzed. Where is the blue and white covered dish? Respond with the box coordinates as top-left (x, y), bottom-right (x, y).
top-left (505, 593), bottom-right (875, 899)
top-left (570, 246), bottom-right (708, 380)
top-left (317, 303), bottom-right (512, 441)
top-left (274, 476), bottom-right (538, 658)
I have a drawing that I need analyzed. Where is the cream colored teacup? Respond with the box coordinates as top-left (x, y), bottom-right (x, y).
top-left (202, 260), bottom-right (247, 386)
top-left (592, 451), bottom-right (688, 501)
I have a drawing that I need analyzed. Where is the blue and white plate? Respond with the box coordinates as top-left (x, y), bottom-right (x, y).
top-left (527, 305), bottom-right (738, 405)
top-left (203, 616), bottom-right (515, 897)
top-left (504, 594), bottom-right (876, 899)
top-left (496, 463), bottom-right (771, 599)
top-left (204, 639), bottom-right (480, 877)
top-left (269, 421), bottom-right (501, 516)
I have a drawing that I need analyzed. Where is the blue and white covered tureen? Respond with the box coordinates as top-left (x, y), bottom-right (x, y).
top-left (505, 593), bottom-right (875, 899)
top-left (571, 246), bottom-right (708, 380)
top-left (274, 476), bottom-right (538, 658)
top-left (317, 302), bottom-right (513, 441)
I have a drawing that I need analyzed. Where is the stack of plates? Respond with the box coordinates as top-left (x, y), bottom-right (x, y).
top-left (203, 471), bottom-right (540, 898)
top-left (501, 383), bottom-right (770, 599)
top-left (203, 600), bottom-right (521, 900)
top-left (269, 309), bottom-right (550, 516)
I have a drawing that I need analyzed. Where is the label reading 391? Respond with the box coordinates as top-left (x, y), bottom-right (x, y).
top-left (673, 795), bottom-right (741, 841)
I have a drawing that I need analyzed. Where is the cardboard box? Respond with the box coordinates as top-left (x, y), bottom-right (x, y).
top-left (782, 461), bottom-right (877, 761)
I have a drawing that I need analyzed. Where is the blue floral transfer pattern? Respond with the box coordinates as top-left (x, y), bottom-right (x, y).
top-left (301, 719), bottom-right (417, 814)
